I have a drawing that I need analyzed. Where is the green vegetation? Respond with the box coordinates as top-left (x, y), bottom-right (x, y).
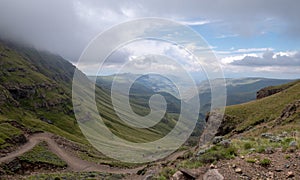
top-left (223, 80), bottom-right (300, 134)
top-left (158, 167), bottom-right (177, 180)
top-left (232, 135), bottom-right (299, 155)
top-left (198, 145), bottom-right (237, 164)
top-left (179, 144), bottom-right (237, 169)
top-left (19, 142), bottom-right (67, 167)
top-left (0, 40), bottom-right (185, 168)
top-left (0, 122), bottom-right (22, 149)
top-left (245, 158), bottom-right (256, 163)
top-left (259, 158), bottom-right (271, 167)
top-left (26, 172), bottom-right (124, 180)
top-left (243, 142), bottom-right (253, 150)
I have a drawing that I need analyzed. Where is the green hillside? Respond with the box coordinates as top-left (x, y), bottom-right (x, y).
top-left (192, 78), bottom-right (293, 117)
top-left (0, 40), bottom-right (181, 153)
top-left (220, 79), bottom-right (300, 136)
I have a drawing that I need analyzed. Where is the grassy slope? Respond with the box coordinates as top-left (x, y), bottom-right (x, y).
top-left (0, 41), bottom-right (180, 155)
top-left (224, 80), bottom-right (300, 135)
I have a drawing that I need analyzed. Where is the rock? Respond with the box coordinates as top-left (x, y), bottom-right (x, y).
top-left (210, 164), bottom-right (216, 169)
top-left (171, 171), bottom-right (184, 180)
top-left (235, 168), bottom-right (242, 174)
top-left (275, 167), bottom-right (283, 172)
top-left (220, 140), bottom-right (231, 148)
top-left (40, 117), bottom-right (53, 124)
top-left (197, 148), bottom-right (208, 156)
top-left (0, 167), bottom-right (4, 176)
top-left (267, 171), bottom-right (274, 178)
top-left (203, 169), bottom-right (224, 180)
top-left (269, 136), bottom-right (282, 143)
top-left (285, 164), bottom-right (290, 169)
top-left (213, 136), bottom-right (224, 144)
top-left (179, 168), bottom-right (197, 179)
top-left (287, 171), bottom-right (294, 178)
top-left (261, 133), bottom-right (273, 139)
top-left (249, 148), bottom-right (256, 152)
top-left (289, 141), bottom-right (297, 147)
top-left (4, 159), bottom-right (22, 173)
top-left (143, 174), bottom-right (154, 180)
top-left (279, 131), bottom-right (288, 138)
top-left (257, 86), bottom-right (287, 99)
top-left (240, 156), bottom-right (245, 159)
top-left (232, 164), bottom-right (237, 168)
top-left (6, 134), bottom-right (27, 146)
top-left (265, 147), bottom-right (274, 154)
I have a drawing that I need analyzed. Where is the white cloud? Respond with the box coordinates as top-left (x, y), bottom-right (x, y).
top-left (215, 34), bottom-right (239, 39)
top-left (221, 54), bottom-right (259, 64)
top-left (178, 19), bottom-right (211, 26)
top-left (228, 50), bottom-right (300, 67)
top-left (234, 48), bottom-right (274, 53)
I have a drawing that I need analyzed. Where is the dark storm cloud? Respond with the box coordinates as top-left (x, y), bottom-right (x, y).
top-left (0, 0), bottom-right (299, 62)
top-left (230, 51), bottom-right (300, 67)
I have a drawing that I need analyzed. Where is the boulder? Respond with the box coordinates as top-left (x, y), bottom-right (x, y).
top-left (203, 169), bottom-right (224, 180)
top-left (213, 136), bottom-right (223, 144)
top-left (171, 171), bottom-right (185, 180)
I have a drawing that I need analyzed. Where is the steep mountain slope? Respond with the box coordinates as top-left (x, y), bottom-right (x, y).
top-left (153, 80), bottom-right (300, 180)
top-left (0, 40), bottom-right (183, 153)
top-left (192, 78), bottom-right (294, 117)
top-left (218, 79), bottom-right (300, 136)
top-left (0, 41), bottom-right (85, 148)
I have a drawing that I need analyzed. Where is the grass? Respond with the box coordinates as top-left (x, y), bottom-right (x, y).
top-left (158, 167), bottom-right (177, 180)
top-left (19, 141), bottom-right (67, 167)
top-left (259, 158), bottom-right (271, 167)
top-left (26, 172), bottom-right (124, 180)
top-left (0, 122), bottom-right (23, 149)
top-left (0, 41), bottom-right (185, 168)
top-left (223, 80), bottom-right (300, 134)
top-left (179, 144), bottom-right (237, 169)
top-left (232, 134), bottom-right (299, 155)
top-left (246, 158), bottom-right (256, 163)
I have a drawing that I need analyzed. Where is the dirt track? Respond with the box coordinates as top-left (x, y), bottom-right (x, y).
top-left (0, 133), bottom-right (143, 174)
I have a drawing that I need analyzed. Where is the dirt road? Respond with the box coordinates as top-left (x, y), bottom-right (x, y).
top-left (0, 132), bottom-right (142, 174)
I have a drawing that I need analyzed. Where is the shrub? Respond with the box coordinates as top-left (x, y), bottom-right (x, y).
top-left (246, 158), bottom-right (256, 163)
top-left (198, 145), bottom-right (237, 164)
top-left (260, 158), bottom-right (271, 167)
top-left (244, 142), bottom-right (253, 150)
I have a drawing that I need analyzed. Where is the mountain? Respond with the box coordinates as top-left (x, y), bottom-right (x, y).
top-left (93, 73), bottom-right (182, 114)
top-left (190, 78), bottom-right (294, 117)
top-left (157, 80), bottom-right (300, 180)
top-left (0, 40), bottom-right (84, 146)
top-left (92, 73), bottom-right (192, 99)
top-left (0, 40), bottom-right (184, 154)
top-left (214, 79), bottom-right (300, 136)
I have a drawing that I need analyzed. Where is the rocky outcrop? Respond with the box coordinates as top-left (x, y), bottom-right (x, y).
top-left (274, 100), bottom-right (300, 125)
top-left (199, 112), bottom-right (236, 146)
top-left (256, 87), bottom-right (284, 99)
top-left (5, 134), bottom-right (27, 146)
top-left (256, 83), bottom-right (295, 99)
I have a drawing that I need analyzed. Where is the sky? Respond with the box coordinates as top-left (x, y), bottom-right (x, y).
top-left (0, 0), bottom-right (299, 79)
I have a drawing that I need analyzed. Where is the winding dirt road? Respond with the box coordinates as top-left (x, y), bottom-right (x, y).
top-left (0, 133), bottom-right (143, 174)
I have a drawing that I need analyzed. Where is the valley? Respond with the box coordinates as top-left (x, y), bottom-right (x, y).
top-left (0, 40), bottom-right (299, 179)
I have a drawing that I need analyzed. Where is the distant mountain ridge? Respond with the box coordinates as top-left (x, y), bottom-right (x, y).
top-left (95, 74), bottom-right (295, 119)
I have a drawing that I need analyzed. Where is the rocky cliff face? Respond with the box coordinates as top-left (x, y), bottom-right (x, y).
top-left (256, 87), bottom-right (285, 99)
top-left (256, 81), bottom-right (298, 99)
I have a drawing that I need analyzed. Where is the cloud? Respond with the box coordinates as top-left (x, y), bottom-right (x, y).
top-left (229, 51), bottom-right (300, 67)
top-left (215, 34), bottom-right (239, 39)
top-left (178, 19), bottom-right (211, 26)
top-left (0, 0), bottom-right (299, 66)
